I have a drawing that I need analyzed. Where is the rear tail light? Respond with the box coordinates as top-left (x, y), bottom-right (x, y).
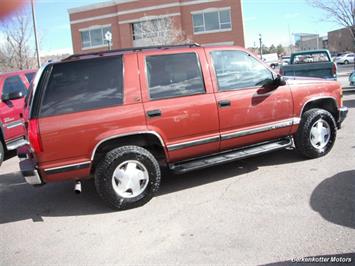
top-left (332, 63), bottom-right (337, 76)
top-left (28, 119), bottom-right (43, 153)
top-left (279, 68), bottom-right (283, 76)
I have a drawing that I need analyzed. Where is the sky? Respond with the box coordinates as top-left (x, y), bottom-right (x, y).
top-left (0, 0), bottom-right (343, 55)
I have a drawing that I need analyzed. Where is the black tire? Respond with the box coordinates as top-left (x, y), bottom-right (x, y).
top-left (271, 64), bottom-right (276, 69)
top-left (344, 60), bottom-right (349, 65)
top-left (95, 145), bottom-right (161, 210)
top-left (294, 108), bottom-right (337, 159)
top-left (0, 141), bottom-right (4, 166)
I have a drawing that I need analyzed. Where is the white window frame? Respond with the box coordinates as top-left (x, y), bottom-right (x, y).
top-left (192, 7), bottom-right (232, 35)
top-left (79, 24), bottom-right (112, 50)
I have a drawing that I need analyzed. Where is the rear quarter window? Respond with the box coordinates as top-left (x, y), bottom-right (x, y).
top-left (40, 56), bottom-right (123, 117)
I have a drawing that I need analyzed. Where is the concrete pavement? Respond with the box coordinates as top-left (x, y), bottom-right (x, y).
top-left (1, 96), bottom-right (355, 265)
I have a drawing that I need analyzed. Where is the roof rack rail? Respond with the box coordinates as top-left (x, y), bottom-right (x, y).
top-left (63, 43), bottom-right (200, 61)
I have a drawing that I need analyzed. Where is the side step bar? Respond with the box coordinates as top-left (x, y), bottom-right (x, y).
top-left (170, 137), bottom-right (292, 174)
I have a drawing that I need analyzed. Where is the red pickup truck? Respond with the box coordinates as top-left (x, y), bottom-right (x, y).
top-left (0, 70), bottom-right (36, 165)
top-left (18, 44), bottom-right (347, 209)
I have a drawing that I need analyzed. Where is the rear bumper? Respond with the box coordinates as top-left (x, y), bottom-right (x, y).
top-left (338, 106), bottom-right (348, 128)
top-left (18, 145), bottom-right (44, 186)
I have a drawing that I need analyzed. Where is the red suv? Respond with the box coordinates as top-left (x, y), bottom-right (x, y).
top-left (18, 44), bottom-right (347, 209)
top-left (0, 69), bottom-right (36, 165)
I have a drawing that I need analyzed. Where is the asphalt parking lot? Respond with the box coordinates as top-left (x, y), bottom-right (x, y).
top-left (1, 95), bottom-right (355, 265)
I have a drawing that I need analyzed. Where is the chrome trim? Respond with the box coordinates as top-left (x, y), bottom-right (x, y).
top-left (28, 62), bottom-right (51, 119)
top-left (4, 120), bottom-right (24, 129)
top-left (90, 131), bottom-right (166, 160)
top-left (24, 169), bottom-right (42, 185)
top-left (292, 117), bottom-right (301, 125)
top-left (6, 138), bottom-right (28, 150)
top-left (221, 119), bottom-right (296, 141)
top-left (167, 135), bottom-right (220, 151)
top-left (299, 96), bottom-right (338, 117)
top-left (45, 161), bottom-right (91, 172)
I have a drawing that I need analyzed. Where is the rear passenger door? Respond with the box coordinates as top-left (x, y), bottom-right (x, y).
top-left (0, 75), bottom-right (27, 142)
top-left (138, 49), bottom-right (219, 162)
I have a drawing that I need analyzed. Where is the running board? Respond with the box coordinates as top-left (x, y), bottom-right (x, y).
top-left (170, 137), bottom-right (292, 174)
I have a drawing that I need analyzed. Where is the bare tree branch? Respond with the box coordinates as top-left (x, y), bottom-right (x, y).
top-left (132, 15), bottom-right (190, 47)
top-left (0, 9), bottom-right (37, 72)
top-left (308, 0), bottom-right (355, 41)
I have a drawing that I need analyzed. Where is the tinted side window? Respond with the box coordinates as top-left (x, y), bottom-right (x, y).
top-left (146, 53), bottom-right (205, 100)
top-left (40, 56), bottom-right (123, 117)
top-left (25, 72), bottom-right (36, 83)
top-left (211, 50), bottom-right (273, 91)
top-left (2, 75), bottom-right (27, 96)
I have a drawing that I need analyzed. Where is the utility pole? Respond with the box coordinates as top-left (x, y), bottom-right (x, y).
top-left (259, 34), bottom-right (262, 60)
top-left (31, 0), bottom-right (41, 68)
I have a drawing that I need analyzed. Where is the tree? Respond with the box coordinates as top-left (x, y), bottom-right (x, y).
top-left (0, 9), bottom-right (37, 72)
top-left (269, 44), bottom-right (277, 53)
top-left (276, 44), bottom-right (285, 56)
top-left (133, 15), bottom-right (190, 46)
top-left (308, 0), bottom-right (355, 41)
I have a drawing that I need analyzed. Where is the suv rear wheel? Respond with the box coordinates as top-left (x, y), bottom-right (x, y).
top-left (294, 108), bottom-right (337, 158)
top-left (95, 145), bottom-right (161, 210)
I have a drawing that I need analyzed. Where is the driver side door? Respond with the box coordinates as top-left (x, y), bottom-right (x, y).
top-left (206, 48), bottom-right (294, 151)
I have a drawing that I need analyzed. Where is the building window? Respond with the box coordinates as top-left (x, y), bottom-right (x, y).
top-left (131, 18), bottom-right (169, 41)
top-left (192, 8), bottom-right (231, 34)
top-left (80, 25), bottom-right (111, 49)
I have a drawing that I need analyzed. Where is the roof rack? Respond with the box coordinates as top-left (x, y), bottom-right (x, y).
top-left (63, 43), bottom-right (200, 61)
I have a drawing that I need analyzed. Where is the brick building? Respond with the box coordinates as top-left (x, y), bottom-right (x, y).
top-left (328, 27), bottom-right (355, 53)
top-left (68, 0), bottom-right (245, 53)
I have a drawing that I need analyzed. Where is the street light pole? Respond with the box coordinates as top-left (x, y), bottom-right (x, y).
top-left (31, 0), bottom-right (41, 68)
top-left (259, 34), bottom-right (263, 60)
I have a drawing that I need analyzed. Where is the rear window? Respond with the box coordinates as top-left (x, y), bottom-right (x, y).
top-left (40, 56), bottom-right (123, 117)
top-left (292, 52), bottom-right (330, 64)
top-left (25, 72), bottom-right (36, 83)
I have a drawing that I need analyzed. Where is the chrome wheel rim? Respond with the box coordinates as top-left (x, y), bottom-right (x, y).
top-left (111, 160), bottom-right (149, 198)
top-left (310, 119), bottom-right (331, 149)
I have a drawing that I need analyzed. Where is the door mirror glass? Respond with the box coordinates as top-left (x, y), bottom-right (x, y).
top-left (1, 90), bottom-right (26, 101)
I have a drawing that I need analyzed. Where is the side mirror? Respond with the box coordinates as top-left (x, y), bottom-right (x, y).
top-left (274, 74), bottom-right (286, 87)
top-left (258, 75), bottom-right (286, 94)
top-left (1, 90), bottom-right (26, 102)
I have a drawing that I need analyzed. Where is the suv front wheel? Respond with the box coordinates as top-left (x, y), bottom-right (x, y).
top-left (95, 145), bottom-right (161, 210)
top-left (294, 108), bottom-right (337, 158)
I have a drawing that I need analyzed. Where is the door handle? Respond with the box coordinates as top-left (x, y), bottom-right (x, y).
top-left (147, 109), bottom-right (161, 118)
top-left (218, 100), bottom-right (231, 108)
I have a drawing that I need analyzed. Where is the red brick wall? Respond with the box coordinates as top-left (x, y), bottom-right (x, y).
top-left (69, 0), bottom-right (245, 53)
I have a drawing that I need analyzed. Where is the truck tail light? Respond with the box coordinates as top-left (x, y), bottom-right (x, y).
top-left (279, 68), bottom-right (283, 76)
top-left (28, 119), bottom-right (43, 153)
top-left (332, 63), bottom-right (337, 76)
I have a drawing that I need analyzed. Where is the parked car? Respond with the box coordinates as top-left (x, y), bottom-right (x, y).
top-left (261, 53), bottom-right (279, 69)
top-left (281, 56), bottom-right (290, 65)
top-left (280, 49), bottom-right (337, 80)
top-left (350, 71), bottom-right (355, 86)
top-left (335, 53), bottom-right (355, 65)
top-left (18, 44), bottom-right (347, 210)
top-left (0, 69), bottom-right (36, 165)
